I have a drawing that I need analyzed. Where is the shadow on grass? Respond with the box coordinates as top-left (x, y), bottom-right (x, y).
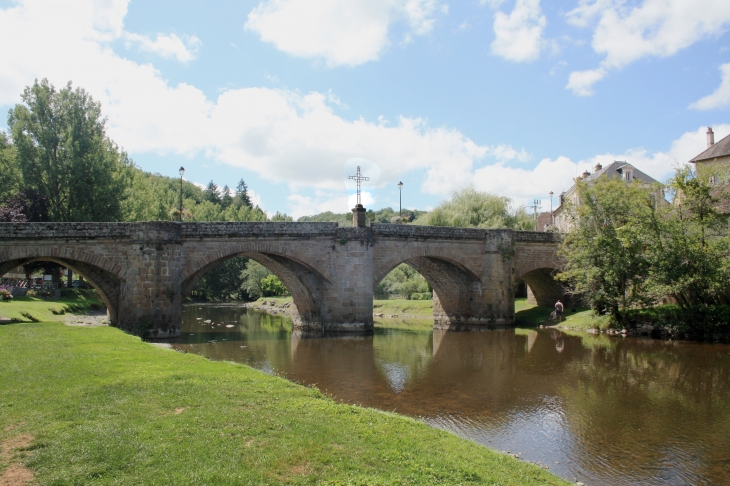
top-left (515, 305), bottom-right (554, 327)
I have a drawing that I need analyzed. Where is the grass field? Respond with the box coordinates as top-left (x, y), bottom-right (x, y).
top-left (0, 299), bottom-right (567, 484)
top-left (0, 289), bottom-right (104, 323)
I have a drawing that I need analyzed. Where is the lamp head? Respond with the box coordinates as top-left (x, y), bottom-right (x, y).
top-left (398, 181), bottom-right (403, 188)
top-left (549, 191), bottom-right (553, 197)
top-left (179, 166), bottom-right (185, 176)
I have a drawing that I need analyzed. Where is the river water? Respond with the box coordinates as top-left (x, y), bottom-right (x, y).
top-left (172, 304), bottom-right (730, 485)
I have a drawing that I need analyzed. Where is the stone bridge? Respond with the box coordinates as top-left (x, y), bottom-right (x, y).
top-left (0, 222), bottom-right (563, 337)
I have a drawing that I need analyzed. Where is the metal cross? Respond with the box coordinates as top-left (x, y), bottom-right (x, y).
top-left (347, 166), bottom-right (370, 205)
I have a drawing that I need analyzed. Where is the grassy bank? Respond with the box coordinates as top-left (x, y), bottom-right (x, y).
top-left (0, 289), bottom-right (103, 323)
top-left (0, 322), bottom-right (567, 485)
top-left (515, 298), bottom-right (595, 328)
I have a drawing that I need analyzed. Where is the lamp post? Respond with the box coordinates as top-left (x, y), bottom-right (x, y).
top-left (398, 181), bottom-right (403, 216)
top-left (549, 191), bottom-right (554, 227)
top-left (178, 166), bottom-right (185, 222)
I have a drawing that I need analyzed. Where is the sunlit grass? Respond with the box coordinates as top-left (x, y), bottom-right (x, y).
top-left (0, 289), bottom-right (103, 323)
top-left (0, 323), bottom-right (568, 485)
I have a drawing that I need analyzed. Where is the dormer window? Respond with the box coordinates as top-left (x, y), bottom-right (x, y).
top-left (624, 170), bottom-right (632, 182)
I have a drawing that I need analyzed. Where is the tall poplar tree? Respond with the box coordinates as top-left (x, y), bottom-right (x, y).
top-left (8, 79), bottom-right (129, 222)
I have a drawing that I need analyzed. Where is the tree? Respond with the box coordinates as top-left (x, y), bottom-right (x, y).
top-left (204, 180), bottom-right (221, 205)
top-left (235, 179), bottom-right (252, 208)
top-left (645, 167), bottom-right (730, 310)
top-left (0, 132), bottom-right (21, 203)
top-left (556, 177), bottom-right (655, 322)
top-left (240, 260), bottom-right (271, 300)
top-left (0, 189), bottom-right (49, 222)
top-left (8, 79), bottom-right (129, 222)
top-left (261, 274), bottom-right (289, 297)
top-left (413, 187), bottom-right (534, 229)
top-left (220, 185), bottom-right (233, 210)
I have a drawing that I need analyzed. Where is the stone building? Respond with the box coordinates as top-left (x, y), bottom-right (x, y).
top-left (690, 127), bottom-right (730, 181)
top-left (552, 161), bottom-right (660, 232)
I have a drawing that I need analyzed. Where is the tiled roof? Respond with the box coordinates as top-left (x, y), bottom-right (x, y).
top-left (585, 161), bottom-right (658, 184)
top-left (690, 133), bottom-right (730, 163)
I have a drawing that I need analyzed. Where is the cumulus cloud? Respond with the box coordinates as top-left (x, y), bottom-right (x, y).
top-left (124, 32), bottom-right (201, 62)
top-left (565, 0), bottom-right (730, 95)
top-left (244, 0), bottom-right (446, 67)
top-left (689, 63), bottom-right (730, 110)
top-left (490, 0), bottom-right (546, 62)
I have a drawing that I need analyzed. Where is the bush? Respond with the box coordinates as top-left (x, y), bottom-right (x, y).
top-left (0, 289), bottom-right (13, 301)
top-left (260, 275), bottom-right (289, 297)
top-left (410, 292), bottom-right (432, 300)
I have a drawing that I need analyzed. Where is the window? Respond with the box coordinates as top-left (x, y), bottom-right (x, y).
top-left (624, 170), bottom-right (632, 182)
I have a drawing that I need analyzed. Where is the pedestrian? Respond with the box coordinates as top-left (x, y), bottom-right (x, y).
top-left (554, 300), bottom-right (564, 322)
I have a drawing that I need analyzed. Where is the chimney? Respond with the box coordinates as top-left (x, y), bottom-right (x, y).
top-left (708, 127), bottom-right (715, 148)
top-left (582, 170), bottom-right (591, 179)
top-left (594, 163), bottom-right (602, 172)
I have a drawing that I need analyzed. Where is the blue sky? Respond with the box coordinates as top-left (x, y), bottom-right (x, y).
top-left (2, 0), bottom-right (730, 218)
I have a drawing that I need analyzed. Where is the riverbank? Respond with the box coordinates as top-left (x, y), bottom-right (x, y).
top-left (0, 321), bottom-right (567, 485)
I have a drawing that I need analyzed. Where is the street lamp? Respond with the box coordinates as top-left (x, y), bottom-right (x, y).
top-left (398, 181), bottom-right (403, 216)
top-left (549, 191), bottom-right (554, 227)
top-left (179, 166), bottom-right (185, 222)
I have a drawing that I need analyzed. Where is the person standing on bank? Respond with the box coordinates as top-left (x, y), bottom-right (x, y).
top-left (554, 300), bottom-right (564, 322)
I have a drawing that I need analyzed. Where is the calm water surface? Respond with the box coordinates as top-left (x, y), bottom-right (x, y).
top-left (172, 304), bottom-right (730, 485)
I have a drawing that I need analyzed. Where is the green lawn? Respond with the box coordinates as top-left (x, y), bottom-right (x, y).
top-left (0, 289), bottom-right (104, 323)
top-left (0, 306), bottom-right (567, 484)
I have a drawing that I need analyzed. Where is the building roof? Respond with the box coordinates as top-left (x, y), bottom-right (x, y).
top-left (690, 132), bottom-right (730, 163)
top-left (583, 161), bottom-right (659, 185)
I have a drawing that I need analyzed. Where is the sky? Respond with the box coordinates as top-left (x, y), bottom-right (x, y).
top-left (1, 0), bottom-right (730, 218)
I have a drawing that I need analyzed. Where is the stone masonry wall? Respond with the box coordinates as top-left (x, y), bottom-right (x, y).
top-left (0, 222), bottom-right (561, 334)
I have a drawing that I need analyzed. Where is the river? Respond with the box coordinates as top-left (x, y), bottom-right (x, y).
top-left (169, 304), bottom-right (730, 485)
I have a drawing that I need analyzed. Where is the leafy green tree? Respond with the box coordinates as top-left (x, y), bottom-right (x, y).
top-left (557, 177), bottom-right (655, 322)
top-left (413, 187), bottom-right (534, 229)
top-left (8, 79), bottom-right (129, 221)
top-left (270, 211), bottom-right (293, 222)
top-left (188, 256), bottom-right (250, 301)
top-left (645, 167), bottom-right (730, 309)
top-left (0, 132), bottom-right (21, 203)
top-left (240, 260), bottom-right (271, 300)
top-left (376, 263), bottom-right (431, 298)
top-left (204, 180), bottom-right (221, 205)
top-left (261, 274), bottom-right (289, 297)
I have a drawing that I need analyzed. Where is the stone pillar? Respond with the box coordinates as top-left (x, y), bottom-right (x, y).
top-left (352, 204), bottom-right (367, 227)
top-left (116, 222), bottom-right (182, 338)
top-left (319, 227), bottom-right (374, 332)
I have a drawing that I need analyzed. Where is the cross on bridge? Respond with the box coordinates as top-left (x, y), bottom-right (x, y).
top-left (348, 166), bottom-right (369, 206)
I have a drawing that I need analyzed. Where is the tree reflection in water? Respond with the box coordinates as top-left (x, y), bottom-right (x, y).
top-left (171, 305), bottom-right (730, 486)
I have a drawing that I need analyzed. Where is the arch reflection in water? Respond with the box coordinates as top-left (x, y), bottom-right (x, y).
top-left (171, 304), bottom-right (730, 486)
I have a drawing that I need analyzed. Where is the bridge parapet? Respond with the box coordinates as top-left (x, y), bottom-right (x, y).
top-left (0, 222), bottom-right (181, 243)
top-left (180, 221), bottom-right (339, 239)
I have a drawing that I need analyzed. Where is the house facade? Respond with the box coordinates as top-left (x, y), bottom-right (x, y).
top-left (552, 161), bottom-right (660, 232)
top-left (690, 127), bottom-right (730, 182)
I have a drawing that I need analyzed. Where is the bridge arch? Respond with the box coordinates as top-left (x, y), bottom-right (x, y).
top-left (181, 248), bottom-right (329, 330)
top-left (374, 255), bottom-right (490, 329)
top-left (0, 250), bottom-right (122, 325)
top-left (515, 267), bottom-right (568, 307)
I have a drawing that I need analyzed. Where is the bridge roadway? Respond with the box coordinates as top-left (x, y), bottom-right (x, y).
top-left (0, 222), bottom-right (564, 337)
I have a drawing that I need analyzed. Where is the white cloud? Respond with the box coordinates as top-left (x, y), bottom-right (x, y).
top-left (124, 32), bottom-right (201, 62)
top-left (565, 67), bottom-right (606, 97)
top-left (566, 0), bottom-right (730, 95)
top-left (689, 63), bottom-right (730, 110)
top-left (244, 0), bottom-right (446, 67)
top-left (490, 0), bottom-right (546, 62)
top-left (469, 125), bottom-right (730, 205)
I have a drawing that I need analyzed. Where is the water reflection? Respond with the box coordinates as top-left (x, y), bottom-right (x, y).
top-left (172, 304), bottom-right (730, 486)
